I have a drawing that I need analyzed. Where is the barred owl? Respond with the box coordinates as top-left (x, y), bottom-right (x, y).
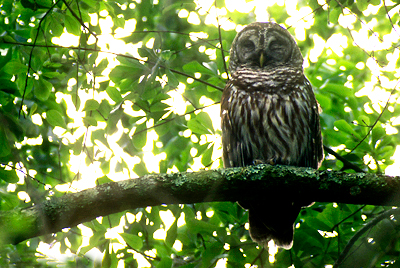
top-left (221, 22), bottom-right (323, 249)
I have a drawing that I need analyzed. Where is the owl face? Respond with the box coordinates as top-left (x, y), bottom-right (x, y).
top-left (229, 22), bottom-right (304, 73)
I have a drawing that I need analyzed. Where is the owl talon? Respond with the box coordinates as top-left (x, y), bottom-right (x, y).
top-left (253, 159), bottom-right (275, 165)
top-left (253, 159), bottom-right (264, 165)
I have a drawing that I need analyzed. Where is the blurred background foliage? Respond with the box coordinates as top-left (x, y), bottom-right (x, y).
top-left (1, 0), bottom-right (400, 267)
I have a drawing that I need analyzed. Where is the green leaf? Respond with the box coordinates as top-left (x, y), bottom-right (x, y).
top-left (371, 124), bottom-right (385, 144)
top-left (201, 145), bottom-right (213, 166)
top-left (3, 60), bottom-right (28, 75)
top-left (64, 14), bottom-right (82, 36)
top-left (323, 83), bottom-right (353, 98)
top-left (187, 112), bottom-right (214, 135)
top-left (202, 241), bottom-right (223, 267)
top-left (156, 257), bottom-right (173, 268)
top-left (183, 61), bottom-right (216, 76)
top-left (106, 87), bottom-right (122, 103)
top-left (46, 109), bottom-right (67, 129)
top-left (306, 217), bottom-right (332, 231)
top-left (98, 100), bottom-right (112, 117)
top-left (42, 72), bottom-right (63, 79)
top-left (38, 0), bottom-right (52, 7)
top-left (69, 93), bottom-right (81, 111)
top-left (354, 0), bottom-right (366, 10)
top-left (165, 221), bottom-right (177, 247)
top-left (106, 107), bottom-right (123, 135)
top-left (109, 63), bottom-right (145, 84)
top-left (67, 228), bottom-right (83, 252)
top-left (132, 123), bottom-right (147, 149)
top-left (83, 99), bottom-right (100, 111)
top-left (334, 119), bottom-right (360, 139)
top-left (101, 242), bottom-right (112, 268)
top-left (45, 14), bottom-right (64, 36)
top-left (92, 129), bottom-right (108, 145)
top-left (0, 192), bottom-right (21, 209)
top-left (202, 61), bottom-right (218, 75)
top-left (0, 128), bottom-right (11, 157)
top-left (118, 79), bottom-right (137, 95)
top-left (83, 116), bottom-right (98, 127)
top-left (72, 136), bottom-right (83, 155)
top-left (188, 119), bottom-right (208, 135)
top-left (34, 78), bottom-right (52, 101)
top-left (315, 93), bottom-right (331, 111)
top-left (165, 69), bottom-right (179, 88)
top-left (93, 59), bottom-right (109, 76)
top-left (29, 103), bottom-right (38, 116)
top-left (0, 35), bottom-right (14, 50)
top-left (329, 8), bottom-right (341, 24)
top-left (120, 233), bottom-right (143, 249)
top-left (96, 175), bottom-right (112, 185)
top-left (0, 168), bottom-right (19, 183)
top-left (186, 218), bottom-right (216, 234)
top-left (150, 102), bottom-right (169, 121)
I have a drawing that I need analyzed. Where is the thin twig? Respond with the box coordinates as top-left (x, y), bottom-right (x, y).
top-left (214, 0), bottom-right (228, 77)
top-left (19, 0), bottom-right (63, 118)
top-left (323, 145), bottom-right (364, 172)
top-left (383, 0), bottom-right (400, 38)
top-left (131, 102), bottom-right (220, 137)
top-left (4, 42), bottom-right (225, 92)
top-left (250, 248), bottom-right (265, 267)
top-left (347, 88), bottom-right (395, 154)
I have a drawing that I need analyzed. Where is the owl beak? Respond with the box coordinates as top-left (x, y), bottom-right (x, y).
top-left (259, 53), bottom-right (265, 68)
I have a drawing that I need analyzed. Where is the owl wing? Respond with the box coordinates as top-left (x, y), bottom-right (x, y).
top-left (221, 81), bottom-right (245, 168)
top-left (302, 78), bottom-right (324, 169)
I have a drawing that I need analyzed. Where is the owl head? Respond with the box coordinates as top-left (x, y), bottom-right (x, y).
top-left (229, 22), bottom-right (304, 73)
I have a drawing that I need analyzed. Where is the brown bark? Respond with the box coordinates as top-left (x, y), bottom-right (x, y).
top-left (0, 164), bottom-right (399, 244)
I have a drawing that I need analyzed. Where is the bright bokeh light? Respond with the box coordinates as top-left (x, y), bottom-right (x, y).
top-left (215, 258), bottom-right (227, 268)
top-left (173, 240), bottom-right (183, 251)
top-left (268, 240), bottom-right (278, 263)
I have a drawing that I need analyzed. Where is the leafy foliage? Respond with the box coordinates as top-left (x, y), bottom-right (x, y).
top-left (1, 0), bottom-right (400, 267)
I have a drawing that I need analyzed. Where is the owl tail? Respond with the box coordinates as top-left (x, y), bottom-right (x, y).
top-left (242, 201), bottom-right (302, 250)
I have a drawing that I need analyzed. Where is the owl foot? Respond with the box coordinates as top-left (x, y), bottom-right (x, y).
top-left (253, 159), bottom-right (265, 165)
top-left (253, 159), bottom-right (276, 165)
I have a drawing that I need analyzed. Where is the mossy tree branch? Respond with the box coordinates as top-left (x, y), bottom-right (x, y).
top-left (1, 164), bottom-right (399, 245)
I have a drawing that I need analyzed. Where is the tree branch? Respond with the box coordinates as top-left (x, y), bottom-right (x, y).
top-left (1, 164), bottom-right (400, 245)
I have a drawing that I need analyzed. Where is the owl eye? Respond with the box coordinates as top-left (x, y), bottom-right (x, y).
top-left (241, 40), bottom-right (256, 51)
top-left (269, 41), bottom-right (285, 51)
top-left (267, 40), bottom-right (290, 62)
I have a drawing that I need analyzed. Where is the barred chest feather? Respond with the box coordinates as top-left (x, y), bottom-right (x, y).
top-left (221, 67), bottom-right (316, 167)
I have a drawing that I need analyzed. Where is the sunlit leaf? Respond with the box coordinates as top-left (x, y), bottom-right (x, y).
top-left (83, 99), bottom-right (100, 112)
top-left (165, 221), bottom-right (177, 247)
top-left (132, 123), bottom-right (147, 149)
top-left (120, 233), bottom-right (143, 249)
top-left (46, 109), bottom-right (67, 129)
top-left (83, 116), bottom-right (98, 127)
top-left (106, 87), bottom-right (122, 103)
top-left (187, 112), bottom-right (214, 135)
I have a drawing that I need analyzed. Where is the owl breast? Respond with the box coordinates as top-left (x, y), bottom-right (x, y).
top-left (221, 67), bottom-right (315, 168)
